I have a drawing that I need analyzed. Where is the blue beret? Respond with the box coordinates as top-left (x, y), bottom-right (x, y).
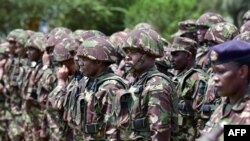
top-left (209, 40), bottom-right (250, 65)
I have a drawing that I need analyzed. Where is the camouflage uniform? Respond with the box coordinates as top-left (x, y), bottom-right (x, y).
top-left (75, 36), bottom-right (129, 141)
top-left (109, 31), bottom-right (128, 77)
top-left (198, 40), bottom-right (250, 141)
top-left (18, 32), bottom-right (47, 141)
top-left (170, 37), bottom-right (208, 141)
top-left (47, 37), bottom-right (79, 141)
top-left (114, 29), bottom-right (178, 141)
top-left (197, 22), bottom-right (238, 71)
top-left (196, 12), bottom-right (225, 67)
top-left (0, 42), bottom-right (11, 141)
top-left (200, 23), bottom-right (239, 127)
top-left (7, 29), bottom-right (30, 116)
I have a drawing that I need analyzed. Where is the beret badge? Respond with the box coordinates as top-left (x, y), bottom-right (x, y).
top-left (210, 50), bottom-right (218, 61)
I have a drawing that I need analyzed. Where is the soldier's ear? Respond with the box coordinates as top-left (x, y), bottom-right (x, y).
top-left (238, 64), bottom-right (249, 80)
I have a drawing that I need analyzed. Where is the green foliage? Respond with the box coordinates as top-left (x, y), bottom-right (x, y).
top-left (0, 0), bottom-right (249, 39)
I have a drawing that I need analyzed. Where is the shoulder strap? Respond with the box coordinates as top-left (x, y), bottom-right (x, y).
top-left (95, 73), bottom-right (129, 92)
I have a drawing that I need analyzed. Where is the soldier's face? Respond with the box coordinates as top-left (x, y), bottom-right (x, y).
top-left (16, 46), bottom-right (26, 57)
top-left (212, 62), bottom-right (244, 97)
top-left (197, 26), bottom-right (208, 43)
top-left (124, 48), bottom-right (144, 71)
top-left (8, 40), bottom-right (17, 54)
top-left (27, 47), bottom-right (42, 61)
top-left (171, 51), bottom-right (189, 70)
top-left (77, 56), bottom-right (98, 77)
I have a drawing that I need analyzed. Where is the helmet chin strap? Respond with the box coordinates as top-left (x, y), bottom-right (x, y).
top-left (126, 54), bottom-right (147, 74)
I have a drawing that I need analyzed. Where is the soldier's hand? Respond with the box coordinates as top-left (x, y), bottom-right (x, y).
top-left (57, 65), bottom-right (69, 86)
top-left (0, 58), bottom-right (7, 68)
top-left (42, 51), bottom-right (50, 66)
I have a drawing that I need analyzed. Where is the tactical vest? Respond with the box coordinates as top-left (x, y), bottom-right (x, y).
top-left (75, 73), bottom-right (128, 134)
top-left (118, 69), bottom-right (177, 139)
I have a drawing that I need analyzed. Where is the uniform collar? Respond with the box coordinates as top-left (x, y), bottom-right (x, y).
top-left (222, 87), bottom-right (250, 118)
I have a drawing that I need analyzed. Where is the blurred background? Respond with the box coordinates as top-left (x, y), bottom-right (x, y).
top-left (0, 0), bottom-right (250, 40)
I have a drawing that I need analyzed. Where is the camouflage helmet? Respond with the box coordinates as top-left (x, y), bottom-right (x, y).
top-left (25, 32), bottom-right (47, 52)
top-left (7, 29), bottom-right (29, 46)
top-left (171, 37), bottom-right (197, 54)
top-left (196, 12), bottom-right (225, 28)
top-left (73, 29), bottom-right (87, 42)
top-left (172, 19), bottom-right (197, 37)
top-left (47, 27), bottom-right (72, 47)
top-left (0, 41), bottom-right (10, 54)
top-left (53, 38), bottom-right (77, 62)
top-left (234, 31), bottom-right (250, 42)
top-left (240, 20), bottom-right (250, 33)
top-left (121, 29), bottom-right (164, 57)
top-left (109, 31), bottom-right (128, 57)
top-left (204, 22), bottom-right (239, 44)
top-left (77, 36), bottom-right (117, 63)
top-left (133, 22), bottom-right (156, 31)
top-left (73, 30), bottom-right (106, 43)
top-left (242, 10), bottom-right (250, 22)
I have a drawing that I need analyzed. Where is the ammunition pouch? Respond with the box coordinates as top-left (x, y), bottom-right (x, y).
top-left (11, 75), bottom-right (18, 86)
top-left (201, 104), bottom-right (214, 114)
top-left (27, 88), bottom-right (38, 100)
top-left (84, 123), bottom-right (103, 134)
top-left (132, 117), bottom-right (148, 131)
top-left (178, 100), bottom-right (194, 116)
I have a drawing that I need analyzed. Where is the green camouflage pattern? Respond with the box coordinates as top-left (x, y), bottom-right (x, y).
top-left (47, 27), bottom-right (72, 47)
top-left (114, 67), bottom-right (178, 141)
top-left (174, 68), bottom-right (208, 141)
top-left (25, 32), bottom-right (47, 52)
top-left (204, 22), bottom-right (239, 44)
top-left (196, 12), bottom-right (225, 28)
top-left (121, 29), bottom-right (164, 57)
top-left (172, 19), bottom-right (197, 37)
top-left (73, 30), bottom-right (105, 43)
top-left (7, 29), bottom-right (29, 46)
top-left (77, 36), bottom-right (117, 63)
top-left (234, 31), bottom-right (250, 42)
top-left (53, 37), bottom-right (77, 62)
top-left (171, 36), bottom-right (197, 53)
top-left (240, 20), bottom-right (250, 33)
top-left (109, 31), bottom-right (128, 57)
top-left (200, 90), bottom-right (250, 141)
top-left (75, 70), bottom-right (128, 140)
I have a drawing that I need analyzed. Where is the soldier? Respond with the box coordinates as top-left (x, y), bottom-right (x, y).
top-left (19, 32), bottom-right (48, 141)
top-left (198, 22), bottom-right (239, 69)
top-left (75, 36), bottom-right (129, 140)
top-left (46, 27), bottom-right (72, 68)
top-left (109, 31), bottom-right (128, 77)
top-left (0, 41), bottom-right (11, 141)
top-left (47, 37), bottom-right (79, 141)
top-left (171, 19), bottom-right (197, 41)
top-left (196, 12), bottom-right (225, 45)
top-left (242, 9), bottom-right (250, 24)
top-left (170, 37), bottom-right (208, 141)
top-left (197, 40), bottom-right (250, 141)
top-left (114, 29), bottom-right (178, 141)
